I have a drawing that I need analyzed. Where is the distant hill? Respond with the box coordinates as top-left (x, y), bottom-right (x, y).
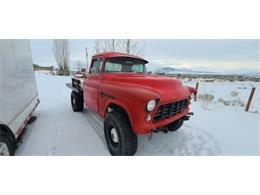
top-left (241, 72), bottom-right (260, 77)
top-left (154, 66), bottom-right (260, 76)
top-left (155, 66), bottom-right (211, 74)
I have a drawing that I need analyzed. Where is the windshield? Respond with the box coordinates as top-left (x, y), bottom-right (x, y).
top-left (104, 57), bottom-right (147, 74)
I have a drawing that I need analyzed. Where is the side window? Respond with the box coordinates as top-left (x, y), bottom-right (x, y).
top-left (90, 59), bottom-right (101, 74)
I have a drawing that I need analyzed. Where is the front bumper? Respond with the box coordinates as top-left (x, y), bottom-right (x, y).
top-left (132, 107), bottom-right (190, 134)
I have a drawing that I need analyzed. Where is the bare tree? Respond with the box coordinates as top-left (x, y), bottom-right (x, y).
top-left (125, 39), bottom-right (131, 54)
top-left (53, 39), bottom-right (70, 75)
top-left (85, 47), bottom-right (89, 71)
top-left (102, 40), bottom-right (110, 52)
top-left (118, 39), bottom-right (144, 54)
top-left (110, 39), bottom-right (116, 51)
top-left (105, 39), bottom-right (119, 51)
top-left (93, 39), bottom-right (144, 55)
top-left (75, 60), bottom-right (85, 71)
top-left (94, 39), bottom-right (120, 54)
top-left (94, 39), bottom-right (102, 54)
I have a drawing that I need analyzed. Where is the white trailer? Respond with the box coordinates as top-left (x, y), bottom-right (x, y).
top-left (0, 40), bottom-right (39, 155)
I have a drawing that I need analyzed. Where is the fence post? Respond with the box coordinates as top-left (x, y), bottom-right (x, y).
top-left (194, 82), bottom-right (199, 102)
top-left (245, 87), bottom-right (256, 112)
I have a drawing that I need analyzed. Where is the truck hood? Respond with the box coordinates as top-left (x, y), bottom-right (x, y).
top-left (102, 73), bottom-right (193, 102)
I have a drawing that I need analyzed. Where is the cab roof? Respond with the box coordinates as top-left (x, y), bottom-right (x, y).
top-left (92, 52), bottom-right (148, 63)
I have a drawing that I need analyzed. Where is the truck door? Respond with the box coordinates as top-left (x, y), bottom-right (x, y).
top-left (83, 58), bottom-right (102, 112)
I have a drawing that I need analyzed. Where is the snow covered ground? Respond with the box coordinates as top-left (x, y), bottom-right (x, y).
top-left (16, 73), bottom-right (260, 155)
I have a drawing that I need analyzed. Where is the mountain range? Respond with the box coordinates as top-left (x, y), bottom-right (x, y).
top-left (152, 66), bottom-right (260, 76)
top-left (155, 67), bottom-right (211, 74)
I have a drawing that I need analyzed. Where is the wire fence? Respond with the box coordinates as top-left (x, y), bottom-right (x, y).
top-left (182, 78), bottom-right (259, 113)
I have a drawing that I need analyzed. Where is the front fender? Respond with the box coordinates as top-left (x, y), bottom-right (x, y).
top-left (99, 83), bottom-right (160, 133)
top-left (103, 99), bottom-right (132, 122)
top-left (186, 86), bottom-right (197, 95)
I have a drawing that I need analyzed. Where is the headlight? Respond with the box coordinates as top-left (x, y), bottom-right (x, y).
top-left (146, 99), bottom-right (156, 112)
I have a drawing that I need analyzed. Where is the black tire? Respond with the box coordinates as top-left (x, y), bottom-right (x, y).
top-left (167, 119), bottom-right (184, 132)
top-left (0, 131), bottom-right (14, 156)
top-left (104, 111), bottom-right (138, 156)
top-left (71, 91), bottom-right (83, 112)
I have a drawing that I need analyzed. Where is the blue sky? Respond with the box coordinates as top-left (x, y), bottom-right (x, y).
top-left (30, 39), bottom-right (259, 73)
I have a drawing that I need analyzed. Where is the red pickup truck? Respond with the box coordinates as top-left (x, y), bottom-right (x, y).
top-left (69, 52), bottom-right (196, 155)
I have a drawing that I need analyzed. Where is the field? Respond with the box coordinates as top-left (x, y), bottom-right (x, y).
top-left (16, 73), bottom-right (260, 155)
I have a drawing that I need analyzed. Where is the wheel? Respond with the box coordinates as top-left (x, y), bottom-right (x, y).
top-left (71, 91), bottom-right (83, 112)
top-left (104, 111), bottom-right (138, 156)
top-left (0, 132), bottom-right (14, 156)
top-left (167, 119), bottom-right (184, 132)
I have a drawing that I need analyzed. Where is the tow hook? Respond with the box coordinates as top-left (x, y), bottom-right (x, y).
top-left (148, 131), bottom-right (153, 140)
top-left (152, 126), bottom-right (168, 134)
top-left (182, 116), bottom-right (190, 121)
top-left (182, 112), bottom-right (194, 121)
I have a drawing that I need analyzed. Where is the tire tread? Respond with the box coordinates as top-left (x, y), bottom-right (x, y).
top-left (104, 111), bottom-right (137, 156)
top-left (71, 91), bottom-right (83, 112)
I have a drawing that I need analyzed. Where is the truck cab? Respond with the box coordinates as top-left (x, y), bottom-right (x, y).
top-left (83, 52), bottom-right (148, 113)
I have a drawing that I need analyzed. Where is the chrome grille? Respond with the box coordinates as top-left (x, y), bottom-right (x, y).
top-left (153, 99), bottom-right (188, 121)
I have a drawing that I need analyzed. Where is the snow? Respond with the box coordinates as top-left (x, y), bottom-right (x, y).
top-left (16, 73), bottom-right (260, 155)
top-left (16, 73), bottom-right (109, 155)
